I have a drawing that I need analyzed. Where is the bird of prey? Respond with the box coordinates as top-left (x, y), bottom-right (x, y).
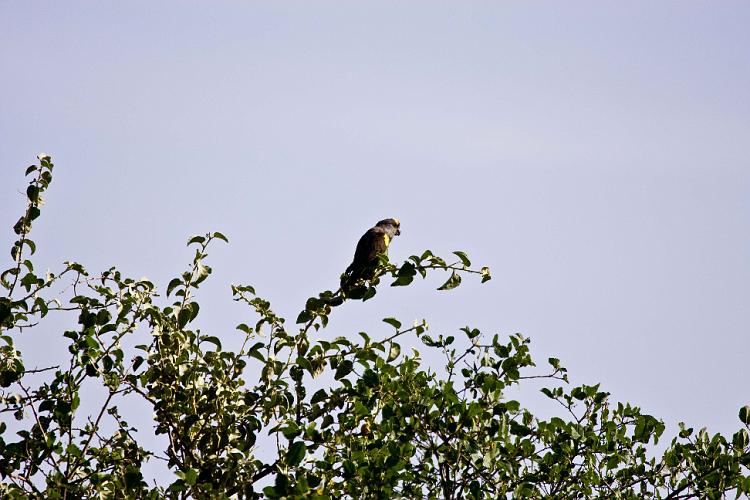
top-left (341, 218), bottom-right (401, 289)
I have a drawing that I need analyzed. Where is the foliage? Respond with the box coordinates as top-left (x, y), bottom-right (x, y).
top-left (1, 155), bottom-right (749, 499)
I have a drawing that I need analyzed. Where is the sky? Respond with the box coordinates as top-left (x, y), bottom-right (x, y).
top-left (1, 0), bottom-right (749, 481)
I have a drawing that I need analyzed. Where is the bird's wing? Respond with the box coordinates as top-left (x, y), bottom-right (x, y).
top-left (349, 227), bottom-right (389, 270)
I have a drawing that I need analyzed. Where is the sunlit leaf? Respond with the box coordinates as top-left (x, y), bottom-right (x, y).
top-left (437, 271), bottom-right (461, 291)
top-left (453, 250), bottom-right (471, 267)
top-left (382, 317), bottom-right (401, 329)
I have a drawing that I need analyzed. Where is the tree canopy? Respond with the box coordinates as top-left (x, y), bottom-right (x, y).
top-left (1, 155), bottom-right (749, 498)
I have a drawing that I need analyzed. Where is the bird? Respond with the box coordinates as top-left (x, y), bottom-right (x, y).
top-left (341, 218), bottom-right (401, 290)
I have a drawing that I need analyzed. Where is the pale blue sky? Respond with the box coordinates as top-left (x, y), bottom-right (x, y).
top-left (2, 0), bottom-right (749, 476)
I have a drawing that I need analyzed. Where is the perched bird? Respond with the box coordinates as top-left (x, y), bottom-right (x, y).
top-left (341, 218), bottom-right (401, 289)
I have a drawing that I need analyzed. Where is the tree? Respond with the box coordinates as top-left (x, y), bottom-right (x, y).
top-left (1, 155), bottom-right (749, 499)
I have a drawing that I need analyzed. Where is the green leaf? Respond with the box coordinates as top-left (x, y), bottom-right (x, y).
top-left (362, 368), bottom-right (379, 387)
top-left (311, 389), bottom-right (328, 405)
top-left (571, 387), bottom-right (587, 400)
top-left (20, 272), bottom-right (40, 291)
top-left (96, 309), bottom-right (111, 325)
top-left (281, 422), bottom-right (300, 440)
top-left (391, 276), bottom-right (413, 287)
top-left (740, 405), bottom-right (750, 425)
top-left (193, 262), bottom-right (211, 285)
top-left (421, 335), bottom-right (437, 347)
top-left (481, 266), bottom-right (491, 283)
top-left (13, 216), bottom-right (28, 235)
top-left (382, 317), bottom-right (401, 329)
top-left (28, 206), bottom-right (41, 221)
top-left (22, 239), bottom-right (36, 255)
top-left (212, 231), bottom-right (229, 243)
top-left (286, 441), bottom-right (306, 466)
top-left (166, 278), bottom-right (182, 297)
top-left (387, 343), bottom-right (401, 362)
top-left (187, 235), bottom-right (205, 246)
top-left (38, 399), bottom-right (54, 413)
top-left (296, 310), bottom-right (312, 324)
top-left (184, 468), bottom-right (198, 486)
top-left (346, 284), bottom-right (367, 299)
top-left (509, 420), bottom-right (532, 436)
top-left (397, 262), bottom-right (417, 277)
top-left (334, 360), bottom-right (353, 380)
top-left (305, 297), bottom-right (322, 311)
top-left (262, 486), bottom-right (278, 497)
top-left (27, 185), bottom-right (40, 203)
top-left (732, 429), bottom-right (749, 450)
top-left (437, 271), bottom-right (461, 291)
top-left (362, 286), bottom-right (377, 301)
top-left (453, 251), bottom-right (471, 267)
top-left (188, 302), bottom-right (200, 321)
top-left (132, 356), bottom-right (144, 371)
top-left (248, 342), bottom-right (266, 362)
top-left (25, 165), bottom-right (37, 176)
top-left (202, 335), bottom-right (222, 350)
top-left (236, 323), bottom-right (253, 334)
top-left (177, 307), bottom-right (192, 328)
top-left (231, 283), bottom-right (256, 295)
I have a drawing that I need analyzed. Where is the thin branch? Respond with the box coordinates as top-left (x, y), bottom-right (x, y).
top-left (18, 381), bottom-right (63, 475)
top-left (22, 365), bottom-right (60, 375)
top-left (68, 389), bottom-right (118, 478)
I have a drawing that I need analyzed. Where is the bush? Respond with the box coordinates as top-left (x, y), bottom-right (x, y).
top-left (1, 155), bottom-right (749, 498)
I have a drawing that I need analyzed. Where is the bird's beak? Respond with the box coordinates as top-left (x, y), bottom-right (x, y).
top-left (396, 228), bottom-right (401, 236)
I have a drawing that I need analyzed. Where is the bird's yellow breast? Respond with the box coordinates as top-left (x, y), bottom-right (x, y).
top-left (383, 234), bottom-right (390, 246)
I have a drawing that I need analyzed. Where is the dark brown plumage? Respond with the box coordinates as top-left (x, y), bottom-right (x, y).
top-left (342, 218), bottom-right (401, 288)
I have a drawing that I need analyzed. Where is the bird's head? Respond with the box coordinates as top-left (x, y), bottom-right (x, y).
top-left (376, 218), bottom-right (401, 237)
